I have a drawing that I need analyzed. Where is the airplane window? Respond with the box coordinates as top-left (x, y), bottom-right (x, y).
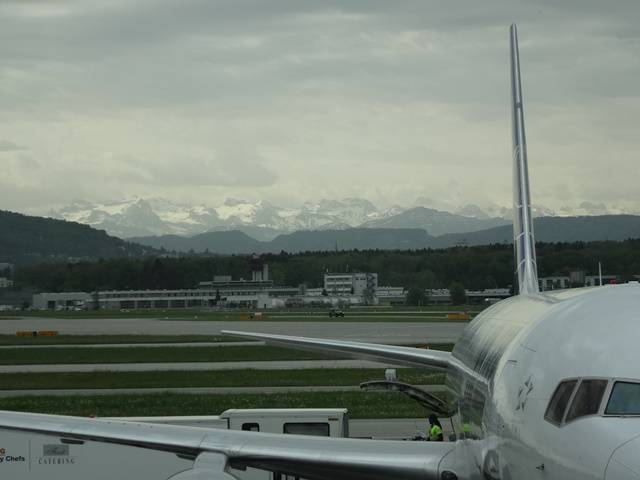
top-left (544, 379), bottom-right (577, 425)
top-left (605, 382), bottom-right (640, 415)
top-left (565, 379), bottom-right (608, 422)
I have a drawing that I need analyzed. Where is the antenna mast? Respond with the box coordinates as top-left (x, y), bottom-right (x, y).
top-left (599, 261), bottom-right (603, 286)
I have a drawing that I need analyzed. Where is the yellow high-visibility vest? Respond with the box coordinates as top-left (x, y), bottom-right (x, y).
top-left (429, 424), bottom-right (443, 441)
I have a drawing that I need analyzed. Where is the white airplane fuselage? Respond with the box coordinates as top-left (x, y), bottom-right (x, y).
top-left (447, 282), bottom-right (640, 479)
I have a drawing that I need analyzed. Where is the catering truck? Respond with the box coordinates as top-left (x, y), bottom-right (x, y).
top-left (0, 409), bottom-right (349, 480)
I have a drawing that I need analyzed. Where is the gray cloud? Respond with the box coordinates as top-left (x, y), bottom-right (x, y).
top-left (0, 140), bottom-right (25, 152)
top-left (0, 1), bottom-right (638, 214)
top-left (149, 151), bottom-right (278, 188)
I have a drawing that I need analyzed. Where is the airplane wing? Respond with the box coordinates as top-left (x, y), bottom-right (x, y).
top-left (0, 410), bottom-right (459, 480)
top-left (222, 330), bottom-right (482, 382)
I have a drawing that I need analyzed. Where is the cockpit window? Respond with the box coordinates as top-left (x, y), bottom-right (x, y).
top-left (605, 382), bottom-right (640, 415)
top-left (565, 379), bottom-right (608, 422)
top-left (545, 379), bottom-right (577, 425)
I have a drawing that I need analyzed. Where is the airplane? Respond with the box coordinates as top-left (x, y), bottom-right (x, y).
top-left (1, 23), bottom-right (638, 480)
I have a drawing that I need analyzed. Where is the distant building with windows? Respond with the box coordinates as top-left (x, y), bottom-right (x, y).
top-left (324, 272), bottom-right (378, 297)
top-left (34, 281), bottom-right (302, 311)
top-left (376, 286), bottom-right (406, 305)
top-left (95, 288), bottom-right (273, 310)
top-left (539, 272), bottom-right (620, 291)
top-left (427, 288), bottom-right (511, 305)
top-left (323, 272), bottom-right (378, 305)
top-left (538, 276), bottom-right (571, 291)
top-left (33, 258), bottom-right (299, 311)
top-left (584, 275), bottom-right (618, 287)
top-left (32, 292), bottom-right (92, 310)
top-left (94, 272), bottom-right (301, 310)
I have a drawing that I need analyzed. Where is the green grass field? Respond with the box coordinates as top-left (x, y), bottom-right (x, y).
top-left (0, 343), bottom-right (454, 365)
top-left (0, 391), bottom-right (441, 418)
top-left (0, 368), bottom-right (445, 390)
top-left (0, 345), bottom-right (341, 365)
top-left (0, 334), bottom-right (241, 346)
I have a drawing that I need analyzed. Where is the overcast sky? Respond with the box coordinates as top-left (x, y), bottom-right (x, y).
top-left (1, 0), bottom-right (639, 215)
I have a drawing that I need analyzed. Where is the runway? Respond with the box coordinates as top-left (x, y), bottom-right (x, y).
top-left (0, 318), bottom-right (465, 344)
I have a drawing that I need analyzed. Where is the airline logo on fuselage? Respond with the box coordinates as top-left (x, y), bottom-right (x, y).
top-left (516, 376), bottom-right (535, 411)
top-left (0, 447), bottom-right (26, 464)
top-left (38, 444), bottom-right (76, 465)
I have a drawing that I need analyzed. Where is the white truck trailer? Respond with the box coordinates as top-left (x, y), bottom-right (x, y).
top-left (0, 409), bottom-right (349, 480)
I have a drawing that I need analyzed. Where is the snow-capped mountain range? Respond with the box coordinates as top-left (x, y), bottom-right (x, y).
top-left (48, 197), bottom-right (629, 240)
top-left (50, 197), bottom-right (397, 240)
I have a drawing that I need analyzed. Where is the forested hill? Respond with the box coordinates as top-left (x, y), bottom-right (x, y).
top-left (0, 210), bottom-right (156, 265)
top-left (433, 215), bottom-right (640, 247)
top-left (5, 209), bottom-right (640, 267)
top-left (131, 228), bottom-right (436, 254)
top-left (131, 215), bottom-right (640, 253)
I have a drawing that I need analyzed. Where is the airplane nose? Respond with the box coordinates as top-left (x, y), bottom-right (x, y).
top-left (606, 436), bottom-right (640, 479)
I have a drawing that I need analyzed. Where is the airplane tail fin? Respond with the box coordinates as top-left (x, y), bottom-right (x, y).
top-left (510, 24), bottom-right (539, 295)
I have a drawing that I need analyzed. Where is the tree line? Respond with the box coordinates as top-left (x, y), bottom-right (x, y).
top-left (11, 239), bottom-right (640, 294)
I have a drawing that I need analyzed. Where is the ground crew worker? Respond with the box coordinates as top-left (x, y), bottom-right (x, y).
top-left (428, 414), bottom-right (443, 441)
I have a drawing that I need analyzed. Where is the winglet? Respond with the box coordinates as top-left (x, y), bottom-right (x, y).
top-left (510, 24), bottom-right (539, 295)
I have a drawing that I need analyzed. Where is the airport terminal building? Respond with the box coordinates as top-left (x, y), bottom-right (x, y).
top-left (324, 272), bottom-right (378, 296)
top-left (30, 257), bottom-right (523, 310)
top-left (32, 292), bottom-right (93, 310)
top-left (96, 278), bottom-right (301, 310)
top-left (32, 270), bottom-right (388, 311)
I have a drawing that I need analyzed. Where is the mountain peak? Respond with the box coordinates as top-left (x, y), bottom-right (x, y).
top-left (223, 198), bottom-right (249, 207)
top-left (456, 204), bottom-right (490, 219)
top-left (49, 196), bottom-right (571, 240)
